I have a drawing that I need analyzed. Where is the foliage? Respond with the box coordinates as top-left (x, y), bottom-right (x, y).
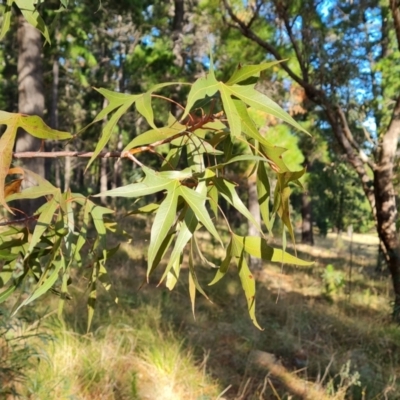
top-left (0, 4), bottom-right (313, 330)
top-left (322, 264), bottom-right (346, 299)
top-left (0, 308), bottom-right (50, 397)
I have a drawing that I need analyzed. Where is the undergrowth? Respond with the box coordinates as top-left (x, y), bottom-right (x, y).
top-left (2, 217), bottom-right (400, 399)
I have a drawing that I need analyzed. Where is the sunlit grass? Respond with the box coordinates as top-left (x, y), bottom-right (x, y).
top-left (3, 218), bottom-right (400, 399)
top-left (23, 305), bottom-right (220, 400)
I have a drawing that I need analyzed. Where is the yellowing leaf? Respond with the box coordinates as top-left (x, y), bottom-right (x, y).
top-left (0, 112), bottom-right (71, 213)
top-left (4, 179), bottom-right (23, 198)
top-left (237, 255), bottom-right (262, 330)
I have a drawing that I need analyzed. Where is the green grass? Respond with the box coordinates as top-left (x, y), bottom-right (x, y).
top-left (2, 219), bottom-right (400, 399)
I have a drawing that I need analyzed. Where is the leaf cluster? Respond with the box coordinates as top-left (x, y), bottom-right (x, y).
top-left (0, 8), bottom-right (312, 330)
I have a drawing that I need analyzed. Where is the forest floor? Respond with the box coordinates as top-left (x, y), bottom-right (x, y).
top-left (3, 215), bottom-right (400, 400)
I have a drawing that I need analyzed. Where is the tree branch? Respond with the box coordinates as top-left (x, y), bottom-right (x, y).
top-left (390, 0), bottom-right (400, 52)
top-left (336, 107), bottom-right (376, 170)
top-left (279, 9), bottom-right (308, 82)
top-left (221, 0), bottom-right (324, 102)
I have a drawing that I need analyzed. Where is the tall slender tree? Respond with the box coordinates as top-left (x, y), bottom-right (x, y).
top-left (15, 14), bottom-right (45, 217)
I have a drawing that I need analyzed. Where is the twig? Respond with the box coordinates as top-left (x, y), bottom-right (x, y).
top-left (336, 107), bottom-right (376, 170)
top-left (0, 215), bottom-right (38, 226)
top-left (216, 384), bottom-right (232, 399)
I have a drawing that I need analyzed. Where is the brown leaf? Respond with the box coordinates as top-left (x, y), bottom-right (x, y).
top-left (5, 179), bottom-right (23, 198)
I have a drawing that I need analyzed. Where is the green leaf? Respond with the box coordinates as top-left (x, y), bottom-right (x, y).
top-left (91, 89), bottom-right (133, 123)
top-left (74, 199), bottom-right (91, 261)
top-left (123, 124), bottom-right (186, 152)
top-left (189, 240), bottom-right (211, 300)
top-left (220, 84), bottom-right (242, 138)
top-left (181, 71), bottom-right (219, 121)
top-left (237, 235), bottom-right (313, 265)
top-left (19, 115), bottom-right (72, 140)
top-left (210, 154), bottom-right (268, 170)
top-left (208, 184), bottom-right (219, 219)
top-left (148, 229), bottom-right (175, 277)
top-left (213, 177), bottom-right (262, 235)
top-left (25, 198), bottom-right (58, 260)
top-left (0, 2), bottom-right (13, 40)
top-left (159, 207), bottom-right (197, 285)
top-left (237, 254), bottom-right (262, 330)
top-left (87, 263), bottom-right (97, 332)
top-left (6, 170), bottom-right (59, 203)
top-left (225, 85), bottom-right (309, 135)
top-left (136, 91), bottom-right (157, 130)
top-left (87, 98), bottom-right (137, 169)
top-left (209, 238), bottom-right (233, 285)
top-left (178, 185), bottom-right (222, 245)
top-left (257, 162), bottom-right (273, 233)
top-left (166, 255), bottom-right (182, 291)
top-left (225, 61), bottom-right (283, 86)
top-left (97, 258), bottom-right (118, 304)
top-left (13, 252), bottom-right (65, 315)
top-left (90, 203), bottom-right (115, 237)
top-left (233, 100), bottom-right (291, 173)
top-left (147, 183), bottom-right (179, 276)
top-left (0, 284), bottom-right (19, 304)
top-left (97, 166), bottom-right (174, 198)
top-left (16, 0), bottom-right (51, 44)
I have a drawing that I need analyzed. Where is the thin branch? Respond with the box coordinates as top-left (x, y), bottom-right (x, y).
top-left (390, 0), bottom-right (400, 52)
top-left (221, 0), bottom-right (324, 102)
top-left (12, 110), bottom-right (219, 160)
top-left (0, 215), bottom-right (38, 227)
top-left (246, 0), bottom-right (263, 29)
top-left (279, 9), bottom-right (308, 82)
top-left (361, 123), bottom-right (376, 146)
top-left (336, 107), bottom-right (376, 170)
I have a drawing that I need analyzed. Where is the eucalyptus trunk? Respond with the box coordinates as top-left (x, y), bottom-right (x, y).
top-left (15, 15), bottom-right (45, 217)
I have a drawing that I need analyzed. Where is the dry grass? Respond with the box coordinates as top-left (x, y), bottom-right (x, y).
top-left (4, 216), bottom-right (400, 399)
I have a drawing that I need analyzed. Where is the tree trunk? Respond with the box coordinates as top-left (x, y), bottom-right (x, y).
top-left (15, 15), bottom-right (45, 217)
top-left (301, 190), bottom-right (314, 245)
top-left (374, 96), bottom-right (400, 319)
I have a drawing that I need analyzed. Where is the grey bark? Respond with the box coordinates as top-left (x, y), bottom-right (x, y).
top-left (15, 15), bottom-right (45, 217)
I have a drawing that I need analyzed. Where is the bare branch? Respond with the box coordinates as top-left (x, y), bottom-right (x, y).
top-left (246, 0), bottom-right (263, 29)
top-left (361, 124), bottom-right (376, 146)
top-left (278, 9), bottom-right (308, 82)
top-left (221, 0), bottom-right (324, 102)
top-left (390, 0), bottom-right (400, 52)
top-left (336, 107), bottom-right (376, 170)
top-left (0, 215), bottom-right (38, 227)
